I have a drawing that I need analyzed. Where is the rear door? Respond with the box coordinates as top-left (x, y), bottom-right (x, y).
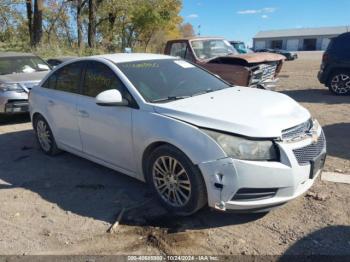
top-left (41, 62), bottom-right (84, 151)
top-left (76, 61), bottom-right (136, 173)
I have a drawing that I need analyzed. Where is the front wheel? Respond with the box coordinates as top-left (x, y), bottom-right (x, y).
top-left (327, 70), bottom-right (350, 95)
top-left (146, 145), bottom-right (207, 216)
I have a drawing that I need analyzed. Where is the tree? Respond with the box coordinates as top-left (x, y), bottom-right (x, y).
top-left (25, 0), bottom-right (43, 47)
top-left (180, 23), bottom-right (195, 37)
top-left (76, 0), bottom-right (85, 50)
top-left (33, 0), bottom-right (43, 46)
top-left (88, 0), bottom-right (96, 48)
top-left (43, 0), bottom-right (66, 46)
top-left (131, 0), bottom-right (182, 51)
top-left (25, 0), bottom-right (33, 46)
top-left (1, 0), bottom-right (184, 54)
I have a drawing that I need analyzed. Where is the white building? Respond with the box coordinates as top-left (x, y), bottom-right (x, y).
top-left (253, 26), bottom-right (350, 51)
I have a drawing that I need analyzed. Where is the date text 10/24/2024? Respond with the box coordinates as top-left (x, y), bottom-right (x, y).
top-left (127, 255), bottom-right (220, 261)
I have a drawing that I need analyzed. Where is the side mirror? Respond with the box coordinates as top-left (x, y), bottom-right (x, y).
top-left (96, 89), bottom-right (128, 106)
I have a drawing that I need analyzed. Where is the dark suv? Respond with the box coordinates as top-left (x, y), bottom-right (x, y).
top-left (318, 32), bottom-right (350, 95)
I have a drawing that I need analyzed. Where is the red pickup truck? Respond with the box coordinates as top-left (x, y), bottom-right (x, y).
top-left (164, 37), bottom-right (285, 90)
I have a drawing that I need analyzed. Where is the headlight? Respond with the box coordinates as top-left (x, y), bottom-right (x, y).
top-left (0, 83), bottom-right (24, 92)
top-left (202, 129), bottom-right (278, 161)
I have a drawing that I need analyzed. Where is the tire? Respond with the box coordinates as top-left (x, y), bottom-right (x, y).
top-left (145, 145), bottom-right (207, 216)
top-left (327, 70), bottom-right (350, 95)
top-left (33, 115), bottom-right (60, 155)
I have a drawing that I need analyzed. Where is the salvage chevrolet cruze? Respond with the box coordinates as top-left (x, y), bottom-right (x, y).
top-left (29, 54), bottom-right (327, 215)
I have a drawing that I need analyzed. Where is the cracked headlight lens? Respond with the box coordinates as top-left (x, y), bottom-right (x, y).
top-left (0, 83), bottom-right (24, 92)
top-left (202, 129), bottom-right (278, 161)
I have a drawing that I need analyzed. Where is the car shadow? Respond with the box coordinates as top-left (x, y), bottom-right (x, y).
top-left (0, 113), bottom-right (30, 125)
top-left (281, 89), bottom-right (349, 104)
top-left (0, 129), bottom-right (263, 233)
top-left (323, 122), bottom-right (350, 161)
top-left (279, 226), bottom-right (350, 259)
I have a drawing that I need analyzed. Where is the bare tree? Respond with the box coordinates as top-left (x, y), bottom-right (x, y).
top-left (33, 0), bottom-right (43, 47)
top-left (26, 0), bottom-right (43, 47)
top-left (76, 0), bottom-right (85, 49)
top-left (88, 0), bottom-right (96, 48)
top-left (26, 0), bottom-right (33, 46)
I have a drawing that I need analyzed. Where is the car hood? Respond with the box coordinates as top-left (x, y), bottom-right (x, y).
top-left (153, 87), bottom-right (310, 138)
top-left (0, 71), bottom-right (50, 84)
top-left (209, 52), bottom-right (285, 64)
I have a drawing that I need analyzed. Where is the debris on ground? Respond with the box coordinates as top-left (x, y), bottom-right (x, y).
top-left (305, 191), bottom-right (329, 201)
top-left (108, 208), bottom-right (126, 233)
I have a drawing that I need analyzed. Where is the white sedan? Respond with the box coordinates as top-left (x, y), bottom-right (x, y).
top-left (29, 54), bottom-right (326, 215)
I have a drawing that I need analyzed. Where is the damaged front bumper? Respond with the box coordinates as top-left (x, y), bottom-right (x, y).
top-left (198, 133), bottom-right (326, 212)
top-left (250, 62), bottom-right (280, 91)
top-left (257, 78), bottom-right (279, 91)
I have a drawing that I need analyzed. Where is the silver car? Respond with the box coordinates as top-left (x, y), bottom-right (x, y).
top-left (0, 52), bottom-right (50, 114)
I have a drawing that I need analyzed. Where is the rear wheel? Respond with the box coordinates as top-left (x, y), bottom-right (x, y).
top-left (327, 70), bottom-right (350, 95)
top-left (146, 145), bottom-right (207, 216)
top-left (34, 115), bottom-right (60, 155)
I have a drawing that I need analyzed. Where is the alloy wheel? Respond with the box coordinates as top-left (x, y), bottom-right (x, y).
top-left (36, 120), bottom-right (51, 152)
top-left (152, 156), bottom-right (192, 207)
top-left (331, 74), bottom-right (350, 94)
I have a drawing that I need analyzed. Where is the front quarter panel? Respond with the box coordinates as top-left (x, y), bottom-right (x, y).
top-left (132, 110), bottom-right (226, 181)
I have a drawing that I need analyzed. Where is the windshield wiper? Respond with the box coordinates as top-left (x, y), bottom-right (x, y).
top-left (192, 88), bottom-right (216, 97)
top-left (152, 95), bottom-right (191, 103)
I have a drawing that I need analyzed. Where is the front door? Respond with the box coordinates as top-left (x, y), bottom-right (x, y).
top-left (76, 61), bottom-right (136, 173)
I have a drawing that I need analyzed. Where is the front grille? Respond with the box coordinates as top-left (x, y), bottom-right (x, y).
top-left (232, 188), bottom-right (278, 201)
top-left (293, 131), bottom-right (326, 165)
top-left (251, 63), bottom-right (277, 84)
top-left (282, 119), bottom-right (313, 141)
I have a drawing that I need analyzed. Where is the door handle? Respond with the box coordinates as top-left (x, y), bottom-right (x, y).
top-left (78, 110), bottom-right (89, 118)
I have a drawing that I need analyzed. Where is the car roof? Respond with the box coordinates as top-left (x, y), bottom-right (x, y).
top-left (0, 52), bottom-right (37, 58)
top-left (168, 36), bottom-right (224, 41)
top-left (91, 53), bottom-right (174, 63)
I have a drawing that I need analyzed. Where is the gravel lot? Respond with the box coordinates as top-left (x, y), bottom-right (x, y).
top-left (0, 51), bottom-right (349, 256)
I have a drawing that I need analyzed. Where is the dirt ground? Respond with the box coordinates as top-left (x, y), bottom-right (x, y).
top-left (0, 51), bottom-right (349, 257)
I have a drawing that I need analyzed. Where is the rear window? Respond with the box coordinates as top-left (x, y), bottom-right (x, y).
top-left (42, 62), bottom-right (83, 94)
top-left (328, 33), bottom-right (350, 52)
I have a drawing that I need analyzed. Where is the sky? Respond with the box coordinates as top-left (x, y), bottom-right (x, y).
top-left (180, 0), bottom-right (350, 46)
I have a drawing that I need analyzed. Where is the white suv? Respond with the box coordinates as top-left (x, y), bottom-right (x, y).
top-left (29, 54), bottom-right (326, 215)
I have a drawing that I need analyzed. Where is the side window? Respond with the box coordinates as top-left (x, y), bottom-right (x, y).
top-left (42, 73), bottom-right (57, 89)
top-left (184, 46), bottom-right (194, 62)
top-left (83, 62), bottom-right (125, 97)
top-left (55, 63), bottom-right (82, 93)
top-left (170, 42), bottom-right (187, 58)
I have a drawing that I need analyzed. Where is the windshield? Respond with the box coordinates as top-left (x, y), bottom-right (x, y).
top-left (117, 59), bottom-right (230, 103)
top-left (0, 56), bottom-right (50, 75)
top-left (191, 39), bottom-right (237, 60)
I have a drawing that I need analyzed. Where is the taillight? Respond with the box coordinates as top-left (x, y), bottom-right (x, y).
top-left (322, 53), bottom-right (329, 63)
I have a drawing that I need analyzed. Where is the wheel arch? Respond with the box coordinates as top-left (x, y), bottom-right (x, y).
top-left (142, 141), bottom-right (185, 183)
top-left (326, 67), bottom-right (350, 86)
top-left (32, 111), bottom-right (44, 129)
